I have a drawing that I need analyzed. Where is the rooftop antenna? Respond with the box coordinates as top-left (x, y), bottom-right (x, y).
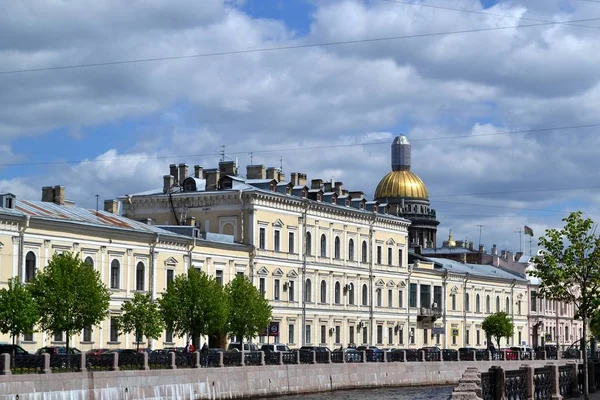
top-left (475, 224), bottom-right (486, 247)
top-left (95, 194), bottom-right (99, 214)
top-left (515, 228), bottom-right (523, 253)
top-left (279, 156), bottom-right (283, 171)
top-left (219, 145), bottom-right (226, 162)
top-left (249, 152), bottom-right (254, 165)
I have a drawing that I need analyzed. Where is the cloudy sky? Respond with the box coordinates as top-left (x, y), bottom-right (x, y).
top-left (1, 0), bottom-right (599, 255)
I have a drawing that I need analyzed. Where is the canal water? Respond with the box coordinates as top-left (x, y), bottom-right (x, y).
top-left (255, 385), bottom-right (453, 400)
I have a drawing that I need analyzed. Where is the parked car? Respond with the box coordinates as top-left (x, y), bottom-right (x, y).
top-left (103, 349), bottom-right (138, 355)
top-left (35, 346), bottom-right (81, 355)
top-left (227, 343), bottom-right (260, 352)
top-left (261, 343), bottom-right (290, 353)
top-left (356, 345), bottom-right (384, 362)
top-left (164, 347), bottom-right (185, 354)
top-left (420, 346), bottom-right (442, 361)
top-left (299, 346), bottom-right (330, 352)
top-left (0, 344), bottom-right (29, 356)
top-left (332, 347), bottom-right (361, 362)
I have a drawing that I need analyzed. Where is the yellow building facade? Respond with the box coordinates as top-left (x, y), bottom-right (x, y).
top-left (0, 189), bottom-right (249, 353)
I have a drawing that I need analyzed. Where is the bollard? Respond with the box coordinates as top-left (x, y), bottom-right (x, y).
top-left (327, 350), bottom-right (331, 364)
top-left (240, 351), bottom-right (245, 366)
top-left (458, 349), bottom-right (461, 362)
top-left (472, 350), bottom-right (476, 362)
top-left (401, 350), bottom-right (406, 362)
top-left (361, 350), bottom-right (367, 363)
top-left (218, 351), bottom-right (224, 368)
top-left (295, 350), bottom-right (301, 365)
top-left (193, 351), bottom-right (200, 369)
top-left (169, 351), bottom-right (176, 369)
top-left (0, 353), bottom-right (11, 376)
top-left (260, 351), bottom-right (265, 366)
top-left (278, 351), bottom-right (284, 366)
top-left (440, 349), bottom-right (444, 362)
top-left (113, 352), bottom-right (120, 372)
top-left (384, 351), bottom-right (388, 363)
top-left (42, 353), bottom-right (51, 374)
top-left (311, 350), bottom-right (316, 364)
top-left (80, 352), bottom-right (87, 372)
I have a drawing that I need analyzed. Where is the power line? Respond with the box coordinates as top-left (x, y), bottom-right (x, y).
top-left (377, 0), bottom-right (600, 30)
top-left (0, 122), bottom-right (597, 167)
top-left (3, 17), bottom-right (600, 75)
top-left (430, 185), bottom-right (600, 198)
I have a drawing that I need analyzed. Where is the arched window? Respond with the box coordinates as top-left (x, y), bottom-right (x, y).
top-left (376, 288), bottom-right (382, 307)
top-left (348, 283), bottom-right (355, 305)
top-left (25, 251), bottom-right (36, 282)
top-left (334, 237), bottom-right (341, 259)
top-left (496, 296), bottom-right (500, 312)
top-left (361, 241), bottom-right (368, 263)
top-left (506, 297), bottom-right (510, 313)
top-left (320, 280), bottom-right (327, 303)
top-left (362, 284), bottom-right (368, 306)
top-left (306, 232), bottom-right (312, 255)
top-left (334, 282), bottom-right (341, 304)
top-left (486, 295), bottom-right (491, 313)
top-left (348, 239), bottom-right (354, 261)
top-left (320, 234), bottom-right (327, 257)
top-left (110, 259), bottom-right (120, 289)
top-left (476, 294), bottom-right (481, 312)
top-left (305, 279), bottom-right (312, 303)
top-left (84, 256), bottom-right (94, 268)
top-left (136, 262), bottom-right (145, 291)
top-left (465, 293), bottom-right (470, 312)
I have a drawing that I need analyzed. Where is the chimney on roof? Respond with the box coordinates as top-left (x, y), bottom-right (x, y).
top-left (185, 216), bottom-right (196, 226)
top-left (42, 186), bottom-right (54, 203)
top-left (479, 244), bottom-right (485, 253)
top-left (41, 186), bottom-right (66, 205)
top-left (178, 163), bottom-right (188, 184)
top-left (163, 175), bottom-right (174, 193)
top-left (491, 244), bottom-right (497, 256)
top-left (323, 181), bottom-right (333, 193)
top-left (277, 171), bottom-right (285, 182)
top-left (204, 169), bottom-right (220, 191)
top-left (311, 179), bottom-right (323, 190)
top-left (219, 160), bottom-right (237, 176)
top-left (290, 173), bottom-right (299, 186)
top-left (247, 165), bottom-right (266, 180)
top-left (500, 249), bottom-right (506, 259)
top-left (194, 165), bottom-right (204, 179)
top-left (297, 173), bottom-right (307, 187)
top-left (516, 251), bottom-right (523, 261)
top-left (266, 167), bottom-right (278, 180)
top-left (468, 241), bottom-right (474, 251)
top-left (334, 182), bottom-right (343, 196)
top-left (349, 191), bottom-right (364, 199)
top-left (169, 164), bottom-right (178, 184)
top-left (104, 199), bottom-right (118, 214)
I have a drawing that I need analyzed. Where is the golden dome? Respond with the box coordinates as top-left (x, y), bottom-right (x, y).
top-left (374, 170), bottom-right (429, 200)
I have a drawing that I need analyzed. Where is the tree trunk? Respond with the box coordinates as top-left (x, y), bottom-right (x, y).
top-left (136, 330), bottom-right (140, 352)
top-left (583, 314), bottom-right (589, 400)
top-left (66, 332), bottom-right (70, 369)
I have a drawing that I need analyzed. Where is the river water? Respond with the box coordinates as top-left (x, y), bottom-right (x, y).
top-left (255, 386), bottom-right (453, 400)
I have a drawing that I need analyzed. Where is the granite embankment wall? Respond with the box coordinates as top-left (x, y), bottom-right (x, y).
top-left (0, 360), bottom-right (571, 400)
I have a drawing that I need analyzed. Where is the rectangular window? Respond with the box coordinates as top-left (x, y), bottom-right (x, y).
top-left (110, 318), bottom-right (119, 342)
top-left (388, 327), bottom-right (393, 344)
top-left (387, 248), bottom-right (392, 266)
top-left (349, 326), bottom-right (355, 345)
top-left (335, 326), bottom-right (341, 344)
top-left (398, 249), bottom-right (403, 268)
top-left (518, 331), bottom-right (522, 345)
top-left (215, 270), bottom-right (223, 286)
top-left (388, 289), bottom-right (393, 308)
top-left (452, 332), bottom-right (457, 345)
top-left (288, 324), bottom-right (295, 344)
top-left (423, 328), bottom-right (428, 344)
top-left (305, 325), bottom-right (311, 344)
top-left (288, 281), bottom-right (295, 302)
top-left (452, 295), bottom-right (457, 311)
top-left (259, 278), bottom-right (266, 296)
top-left (377, 246), bottom-right (382, 264)
top-left (410, 328), bottom-right (415, 344)
top-left (409, 283), bottom-right (417, 308)
top-left (362, 327), bottom-right (368, 344)
top-left (376, 289), bottom-right (382, 307)
top-left (83, 326), bottom-right (92, 342)
top-left (399, 328), bottom-right (404, 345)
top-left (166, 331), bottom-right (173, 343)
top-left (466, 329), bottom-right (470, 345)
top-left (288, 232), bottom-right (295, 253)
top-left (377, 325), bottom-right (383, 344)
top-left (54, 332), bottom-right (64, 342)
top-left (420, 284), bottom-right (431, 308)
top-left (274, 230), bottom-right (281, 252)
top-left (23, 333), bottom-right (33, 342)
top-left (399, 290), bottom-right (404, 308)
top-left (531, 291), bottom-right (537, 312)
top-left (320, 325), bottom-right (326, 344)
top-left (476, 330), bottom-right (480, 345)
top-left (259, 227), bottom-right (266, 249)
top-left (518, 301), bottom-right (522, 315)
top-left (434, 286), bottom-right (442, 309)
top-left (274, 279), bottom-right (280, 300)
top-left (166, 269), bottom-right (174, 286)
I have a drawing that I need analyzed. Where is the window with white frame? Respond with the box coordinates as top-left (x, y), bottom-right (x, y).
top-left (110, 259), bottom-right (120, 289)
top-left (288, 232), bottom-right (295, 253)
top-left (259, 227), bottom-right (266, 249)
top-left (274, 229), bottom-right (281, 252)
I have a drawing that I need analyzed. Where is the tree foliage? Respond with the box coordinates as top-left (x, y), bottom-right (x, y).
top-left (0, 278), bottom-right (39, 345)
top-left (159, 268), bottom-right (228, 349)
top-left (28, 252), bottom-right (111, 355)
top-left (531, 211), bottom-right (600, 400)
top-left (481, 311), bottom-right (514, 347)
top-left (225, 275), bottom-right (272, 345)
top-left (118, 292), bottom-right (163, 351)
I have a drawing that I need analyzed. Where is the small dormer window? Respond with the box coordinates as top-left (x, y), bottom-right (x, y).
top-left (183, 180), bottom-right (196, 192)
top-left (345, 199), bottom-right (350, 207)
top-left (6, 197), bottom-right (13, 209)
top-left (360, 202), bottom-right (364, 209)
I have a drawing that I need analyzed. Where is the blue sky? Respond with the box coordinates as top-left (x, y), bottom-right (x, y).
top-left (1, 0), bottom-right (599, 253)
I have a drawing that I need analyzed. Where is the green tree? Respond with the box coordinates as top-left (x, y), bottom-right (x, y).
top-left (482, 311), bottom-right (514, 347)
top-left (159, 268), bottom-right (228, 349)
top-left (225, 275), bottom-right (272, 348)
top-left (0, 278), bottom-right (39, 345)
top-left (118, 292), bottom-right (164, 351)
top-left (28, 252), bottom-right (111, 356)
top-left (532, 211), bottom-right (600, 400)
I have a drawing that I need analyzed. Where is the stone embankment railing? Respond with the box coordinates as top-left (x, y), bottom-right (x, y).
top-left (0, 348), bottom-right (569, 375)
top-left (451, 361), bottom-right (600, 400)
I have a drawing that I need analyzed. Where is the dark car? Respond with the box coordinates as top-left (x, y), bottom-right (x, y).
top-left (333, 347), bottom-right (361, 362)
top-left (356, 345), bottom-right (384, 362)
top-left (0, 344), bottom-right (29, 356)
top-left (420, 346), bottom-right (442, 361)
top-left (164, 347), bottom-right (185, 353)
top-left (104, 349), bottom-right (138, 355)
top-left (300, 346), bottom-right (330, 352)
top-left (35, 346), bottom-right (81, 355)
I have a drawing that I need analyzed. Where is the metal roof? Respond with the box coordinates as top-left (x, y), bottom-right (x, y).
top-left (426, 257), bottom-right (527, 282)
